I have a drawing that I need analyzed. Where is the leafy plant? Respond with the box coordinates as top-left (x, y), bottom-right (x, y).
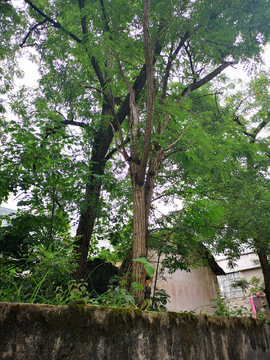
top-left (149, 288), bottom-right (170, 312)
top-left (232, 276), bottom-right (265, 297)
top-left (231, 278), bottom-right (249, 292)
top-left (210, 292), bottom-right (251, 317)
top-left (133, 257), bottom-right (155, 278)
top-left (53, 280), bottom-right (91, 305)
top-left (248, 277), bottom-right (265, 297)
top-left (0, 242), bottom-right (78, 304)
top-left (98, 281), bottom-right (136, 308)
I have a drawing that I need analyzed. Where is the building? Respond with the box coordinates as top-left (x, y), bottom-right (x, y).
top-left (0, 206), bottom-right (16, 226)
top-left (216, 252), bottom-right (264, 312)
top-left (149, 251), bottom-right (225, 315)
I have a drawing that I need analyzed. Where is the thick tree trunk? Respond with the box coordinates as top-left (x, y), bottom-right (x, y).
top-left (73, 177), bottom-right (103, 279)
top-left (130, 163), bottom-right (147, 304)
top-left (144, 145), bottom-right (164, 249)
top-left (73, 89), bottom-right (113, 279)
top-left (257, 247), bottom-right (270, 310)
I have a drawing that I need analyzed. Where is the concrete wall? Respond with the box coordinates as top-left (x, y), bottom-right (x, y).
top-left (148, 252), bottom-right (219, 315)
top-left (0, 206), bottom-right (16, 226)
top-left (1, 302), bottom-right (270, 360)
top-left (231, 268), bottom-right (264, 311)
top-left (155, 265), bottom-right (218, 315)
top-left (217, 252), bottom-right (260, 273)
top-left (216, 253), bottom-right (264, 312)
top-left (240, 268), bottom-right (263, 282)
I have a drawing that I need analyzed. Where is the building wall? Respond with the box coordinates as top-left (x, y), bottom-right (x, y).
top-left (0, 206), bottom-right (16, 226)
top-left (216, 253), bottom-right (264, 313)
top-left (239, 268), bottom-right (263, 282)
top-left (217, 252), bottom-right (260, 274)
top-left (151, 259), bottom-right (218, 315)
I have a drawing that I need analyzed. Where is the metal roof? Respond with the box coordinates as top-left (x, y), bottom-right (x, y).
top-left (0, 206), bottom-right (17, 213)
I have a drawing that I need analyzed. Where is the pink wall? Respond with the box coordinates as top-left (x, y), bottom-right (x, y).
top-left (155, 266), bottom-right (218, 315)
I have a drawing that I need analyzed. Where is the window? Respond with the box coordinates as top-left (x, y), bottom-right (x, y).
top-left (217, 272), bottom-right (244, 298)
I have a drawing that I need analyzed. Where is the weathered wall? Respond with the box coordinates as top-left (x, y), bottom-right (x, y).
top-left (1, 302), bottom-right (270, 360)
top-left (217, 252), bottom-right (260, 274)
top-left (148, 251), bottom-right (219, 315)
top-left (156, 265), bottom-right (218, 315)
top-left (239, 267), bottom-right (263, 282)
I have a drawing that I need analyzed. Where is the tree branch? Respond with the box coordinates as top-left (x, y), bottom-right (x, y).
top-left (233, 116), bottom-right (255, 139)
top-left (214, 93), bottom-right (224, 121)
top-left (95, 23), bottom-right (164, 164)
top-left (99, 0), bottom-right (111, 33)
top-left (62, 120), bottom-right (88, 128)
top-left (105, 137), bottom-right (130, 161)
top-left (20, 19), bottom-right (47, 48)
top-left (160, 31), bottom-right (190, 102)
top-left (55, 110), bottom-right (89, 128)
top-left (252, 119), bottom-right (268, 139)
top-left (24, 1), bottom-right (106, 90)
top-left (184, 41), bottom-right (197, 82)
top-left (77, 0), bottom-right (88, 35)
top-left (181, 61), bottom-right (234, 98)
top-left (163, 146), bottom-right (189, 160)
top-left (160, 62), bottom-right (233, 136)
top-left (138, 0), bottom-right (155, 183)
top-left (164, 125), bottom-right (187, 152)
top-left (80, 84), bottom-right (129, 159)
top-left (24, 0), bottom-right (82, 43)
top-left (77, 0), bottom-right (106, 89)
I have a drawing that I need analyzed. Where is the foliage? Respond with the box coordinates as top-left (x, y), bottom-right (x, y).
top-left (210, 292), bottom-right (251, 317)
top-left (161, 71), bottom-right (270, 302)
top-left (0, 242), bottom-right (77, 303)
top-left (248, 277), bottom-right (265, 297)
top-left (231, 278), bottom-right (250, 292)
top-left (133, 257), bottom-right (155, 278)
top-left (0, 211), bottom-right (72, 273)
top-left (0, 255), bottom-right (155, 309)
top-left (91, 276), bottom-right (136, 308)
top-left (232, 276), bottom-right (265, 297)
top-left (1, 0), bottom-right (270, 280)
top-left (1, 0), bottom-right (270, 308)
top-left (0, 0), bottom-right (26, 114)
top-left (210, 290), bottom-right (270, 321)
top-left (149, 288), bottom-right (170, 312)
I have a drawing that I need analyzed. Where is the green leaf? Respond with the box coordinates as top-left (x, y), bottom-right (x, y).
top-left (133, 257), bottom-right (149, 265)
top-left (132, 282), bottom-right (144, 290)
top-left (144, 263), bottom-right (155, 278)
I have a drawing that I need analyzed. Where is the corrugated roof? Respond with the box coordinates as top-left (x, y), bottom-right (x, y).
top-left (0, 206), bottom-right (17, 213)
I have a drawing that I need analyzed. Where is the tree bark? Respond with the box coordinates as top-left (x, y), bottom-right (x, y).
top-left (144, 145), bottom-right (164, 249)
top-left (73, 83), bottom-right (114, 279)
top-left (130, 162), bottom-right (147, 303)
top-left (73, 164), bottom-right (104, 279)
top-left (257, 247), bottom-right (270, 310)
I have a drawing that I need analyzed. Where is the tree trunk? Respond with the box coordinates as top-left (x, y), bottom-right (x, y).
top-left (73, 179), bottom-right (103, 279)
top-left (144, 145), bottom-right (164, 249)
top-left (257, 247), bottom-right (270, 310)
top-left (130, 162), bottom-right (147, 304)
top-left (73, 91), bottom-right (112, 280)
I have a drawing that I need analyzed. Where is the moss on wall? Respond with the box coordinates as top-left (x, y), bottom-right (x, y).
top-left (0, 302), bottom-right (270, 360)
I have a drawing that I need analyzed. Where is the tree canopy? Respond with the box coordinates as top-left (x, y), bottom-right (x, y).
top-left (1, 0), bottom-right (270, 304)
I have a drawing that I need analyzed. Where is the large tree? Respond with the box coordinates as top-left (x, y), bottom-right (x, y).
top-left (176, 72), bottom-right (270, 306)
top-left (2, 0), bottom-right (270, 294)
